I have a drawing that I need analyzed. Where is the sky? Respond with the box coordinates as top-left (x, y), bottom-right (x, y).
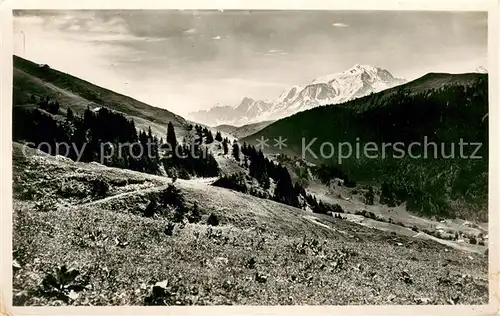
top-left (13, 10), bottom-right (487, 116)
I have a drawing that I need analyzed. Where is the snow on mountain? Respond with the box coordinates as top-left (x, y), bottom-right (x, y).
top-left (189, 64), bottom-right (406, 126)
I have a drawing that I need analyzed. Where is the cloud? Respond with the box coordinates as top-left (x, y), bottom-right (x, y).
top-left (212, 36), bottom-right (221, 40)
top-left (262, 49), bottom-right (288, 56)
top-left (48, 13), bottom-right (130, 35)
top-left (184, 28), bottom-right (197, 34)
top-left (332, 22), bottom-right (348, 28)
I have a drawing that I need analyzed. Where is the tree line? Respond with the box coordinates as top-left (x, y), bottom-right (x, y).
top-left (13, 95), bottom-right (220, 179)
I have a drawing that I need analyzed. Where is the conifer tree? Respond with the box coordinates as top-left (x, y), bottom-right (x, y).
top-left (205, 130), bottom-right (214, 144)
top-left (215, 131), bottom-right (223, 142)
top-left (66, 108), bottom-right (74, 121)
top-left (232, 143), bottom-right (240, 161)
top-left (222, 139), bottom-right (229, 155)
top-left (166, 122), bottom-right (178, 153)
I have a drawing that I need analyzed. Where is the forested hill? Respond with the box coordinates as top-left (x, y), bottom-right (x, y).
top-left (243, 73), bottom-right (488, 221)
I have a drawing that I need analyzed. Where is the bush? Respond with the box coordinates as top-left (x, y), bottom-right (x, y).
top-left (161, 184), bottom-right (188, 222)
top-left (364, 186), bottom-right (375, 205)
top-left (188, 203), bottom-right (202, 223)
top-left (164, 222), bottom-right (175, 236)
top-left (469, 236), bottom-right (477, 245)
top-left (143, 199), bottom-right (158, 218)
top-left (91, 177), bottom-right (109, 198)
top-left (38, 265), bottom-right (88, 303)
top-left (207, 213), bottom-right (219, 226)
top-left (246, 257), bottom-right (257, 269)
top-left (162, 184), bottom-right (185, 209)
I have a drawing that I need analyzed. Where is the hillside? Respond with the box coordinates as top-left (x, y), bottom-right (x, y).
top-left (215, 121), bottom-right (275, 139)
top-left (13, 55), bottom-right (189, 138)
top-left (242, 73), bottom-right (488, 221)
top-left (12, 143), bottom-right (488, 306)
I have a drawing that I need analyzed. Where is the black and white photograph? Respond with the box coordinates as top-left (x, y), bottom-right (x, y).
top-left (2, 1), bottom-right (498, 312)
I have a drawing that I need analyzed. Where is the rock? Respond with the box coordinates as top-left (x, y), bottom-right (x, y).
top-left (255, 272), bottom-right (268, 283)
top-left (67, 290), bottom-right (80, 301)
top-left (155, 279), bottom-right (169, 289)
top-left (13, 259), bottom-right (22, 271)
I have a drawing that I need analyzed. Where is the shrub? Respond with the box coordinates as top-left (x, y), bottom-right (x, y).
top-left (91, 177), bottom-right (109, 198)
top-left (164, 222), bottom-right (175, 236)
top-left (245, 257), bottom-right (257, 269)
top-left (188, 203), bottom-right (202, 223)
top-left (162, 184), bottom-right (185, 209)
top-left (161, 184), bottom-right (188, 222)
top-left (469, 236), bottom-right (477, 245)
top-left (171, 206), bottom-right (186, 223)
top-left (38, 265), bottom-right (89, 303)
top-left (207, 213), bottom-right (219, 226)
top-left (143, 199), bottom-right (158, 218)
top-left (364, 186), bottom-right (375, 205)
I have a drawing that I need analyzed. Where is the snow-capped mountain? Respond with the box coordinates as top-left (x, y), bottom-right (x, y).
top-left (189, 64), bottom-right (406, 126)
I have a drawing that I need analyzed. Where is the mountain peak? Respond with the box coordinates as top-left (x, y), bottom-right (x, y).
top-left (350, 63), bottom-right (375, 70)
top-left (189, 64), bottom-right (406, 126)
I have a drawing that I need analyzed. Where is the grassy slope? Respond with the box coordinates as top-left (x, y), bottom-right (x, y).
top-left (13, 55), bottom-right (188, 138)
top-left (12, 143), bottom-right (488, 306)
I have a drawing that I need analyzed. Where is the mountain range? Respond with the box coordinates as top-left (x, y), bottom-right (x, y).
top-left (189, 64), bottom-right (407, 126)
